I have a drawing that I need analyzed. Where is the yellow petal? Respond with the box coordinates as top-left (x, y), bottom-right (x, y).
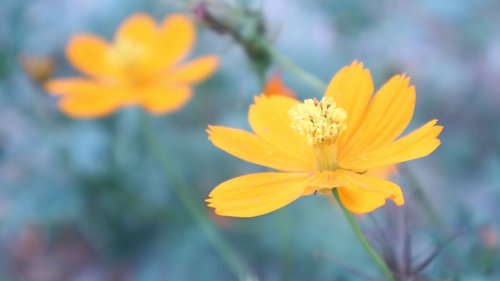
top-left (66, 34), bottom-right (120, 79)
top-left (339, 74), bottom-right (416, 161)
top-left (248, 95), bottom-right (315, 164)
top-left (45, 78), bottom-right (86, 96)
top-left (112, 13), bottom-right (159, 76)
top-left (167, 56), bottom-right (219, 84)
top-left (303, 170), bottom-right (343, 195)
top-left (139, 84), bottom-right (192, 115)
top-left (115, 13), bottom-right (157, 47)
top-left (207, 126), bottom-right (315, 172)
top-left (308, 171), bottom-right (343, 188)
top-left (340, 120), bottom-right (442, 171)
top-left (366, 165), bottom-right (398, 178)
top-left (46, 79), bottom-right (126, 118)
top-left (325, 61), bottom-right (374, 149)
top-left (302, 167), bottom-right (398, 196)
top-left (336, 170), bottom-right (404, 213)
top-left (207, 172), bottom-right (311, 217)
top-left (338, 186), bottom-right (392, 214)
top-left (157, 13), bottom-right (195, 68)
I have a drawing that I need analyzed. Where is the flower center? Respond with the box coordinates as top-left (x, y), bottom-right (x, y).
top-left (289, 97), bottom-right (347, 171)
top-left (108, 39), bottom-right (146, 75)
top-left (289, 97), bottom-right (347, 145)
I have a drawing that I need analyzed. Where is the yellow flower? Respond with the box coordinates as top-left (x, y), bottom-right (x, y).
top-left (45, 13), bottom-right (219, 118)
top-left (207, 61), bottom-right (442, 217)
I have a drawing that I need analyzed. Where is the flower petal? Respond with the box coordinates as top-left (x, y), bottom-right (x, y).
top-left (338, 186), bottom-right (394, 214)
top-left (339, 74), bottom-right (416, 161)
top-left (366, 165), bottom-right (398, 178)
top-left (248, 95), bottom-right (315, 164)
top-left (157, 14), bottom-right (195, 68)
top-left (45, 78), bottom-right (85, 96)
top-left (325, 61), bottom-right (374, 149)
top-left (167, 56), bottom-right (219, 84)
top-left (302, 167), bottom-right (397, 196)
top-left (340, 120), bottom-right (442, 171)
top-left (303, 170), bottom-right (343, 195)
top-left (139, 84), bottom-right (192, 115)
top-left (263, 72), bottom-right (296, 98)
top-left (115, 13), bottom-right (157, 47)
top-left (207, 126), bottom-right (314, 172)
top-left (45, 79), bottom-right (126, 118)
top-left (336, 170), bottom-right (404, 214)
top-left (66, 34), bottom-right (120, 79)
top-left (113, 13), bottom-right (160, 75)
top-left (207, 172), bottom-right (311, 217)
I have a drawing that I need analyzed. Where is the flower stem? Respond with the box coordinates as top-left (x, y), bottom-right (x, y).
top-left (141, 114), bottom-right (257, 281)
top-left (278, 210), bottom-right (292, 281)
top-left (332, 189), bottom-right (395, 281)
top-left (258, 38), bottom-right (327, 93)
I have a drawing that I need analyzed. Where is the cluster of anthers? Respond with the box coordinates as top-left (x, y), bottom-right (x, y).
top-left (289, 97), bottom-right (347, 146)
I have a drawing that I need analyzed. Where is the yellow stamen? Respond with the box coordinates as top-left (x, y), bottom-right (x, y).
top-left (289, 97), bottom-right (347, 146)
top-left (289, 97), bottom-right (347, 171)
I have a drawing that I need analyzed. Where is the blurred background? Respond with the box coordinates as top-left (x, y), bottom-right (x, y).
top-left (1, 0), bottom-right (499, 280)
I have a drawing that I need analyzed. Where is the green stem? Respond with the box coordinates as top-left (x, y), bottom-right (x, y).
top-left (142, 114), bottom-right (257, 281)
top-left (278, 210), bottom-right (292, 281)
top-left (258, 38), bottom-right (327, 93)
top-left (332, 189), bottom-right (395, 281)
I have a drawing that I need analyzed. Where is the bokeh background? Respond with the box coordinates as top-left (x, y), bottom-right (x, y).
top-left (1, 0), bottom-right (500, 280)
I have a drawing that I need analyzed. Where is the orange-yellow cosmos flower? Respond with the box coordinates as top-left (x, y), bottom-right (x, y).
top-left (263, 71), bottom-right (296, 98)
top-left (45, 13), bottom-right (219, 118)
top-left (207, 61), bottom-right (442, 217)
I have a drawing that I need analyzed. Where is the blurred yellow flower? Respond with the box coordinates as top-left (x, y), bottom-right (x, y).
top-left (263, 71), bottom-right (296, 98)
top-left (45, 13), bottom-right (219, 118)
top-left (207, 61), bottom-right (442, 217)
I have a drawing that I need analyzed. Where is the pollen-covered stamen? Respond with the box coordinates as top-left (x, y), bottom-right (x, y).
top-left (289, 97), bottom-right (347, 146)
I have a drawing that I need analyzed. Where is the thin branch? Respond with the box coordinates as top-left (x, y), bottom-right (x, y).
top-left (414, 229), bottom-right (469, 273)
